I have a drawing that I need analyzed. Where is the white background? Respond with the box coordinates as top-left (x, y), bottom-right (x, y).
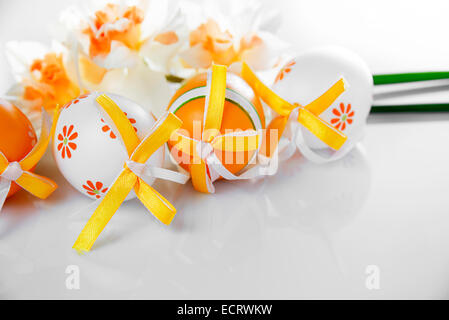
top-left (1, 0), bottom-right (449, 299)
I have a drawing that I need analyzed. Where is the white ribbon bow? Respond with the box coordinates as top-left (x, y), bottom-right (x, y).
top-left (277, 106), bottom-right (362, 164)
top-left (93, 95), bottom-right (191, 192)
top-left (176, 67), bottom-right (280, 193)
top-left (0, 161), bottom-right (24, 210)
top-left (186, 130), bottom-right (279, 193)
top-left (0, 109), bottom-right (54, 211)
top-left (125, 160), bottom-right (190, 186)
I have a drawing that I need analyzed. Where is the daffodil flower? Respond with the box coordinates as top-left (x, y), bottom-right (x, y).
top-left (177, 0), bottom-right (292, 79)
top-left (58, 0), bottom-right (185, 115)
top-left (4, 41), bottom-right (80, 128)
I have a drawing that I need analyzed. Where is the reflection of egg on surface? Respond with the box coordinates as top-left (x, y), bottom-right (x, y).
top-left (273, 46), bottom-right (373, 149)
top-left (259, 147), bottom-right (371, 233)
top-left (0, 99), bottom-right (37, 198)
top-left (167, 72), bottom-right (266, 176)
top-left (52, 93), bottom-right (163, 200)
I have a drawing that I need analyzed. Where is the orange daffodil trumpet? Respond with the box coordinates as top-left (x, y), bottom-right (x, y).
top-left (241, 62), bottom-right (348, 163)
top-left (178, 0), bottom-right (291, 75)
top-left (4, 41), bottom-right (80, 129)
top-left (62, 0), bottom-right (183, 71)
top-left (73, 94), bottom-right (188, 253)
top-left (4, 1), bottom-right (293, 119)
top-left (184, 18), bottom-right (255, 68)
top-left (0, 109), bottom-right (59, 211)
top-left (169, 64), bottom-right (276, 194)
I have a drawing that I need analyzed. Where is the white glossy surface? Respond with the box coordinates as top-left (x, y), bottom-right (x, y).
top-left (1, 0), bottom-right (449, 299)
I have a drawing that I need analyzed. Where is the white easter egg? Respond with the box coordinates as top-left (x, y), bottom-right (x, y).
top-left (53, 92), bottom-right (164, 200)
top-left (273, 46), bottom-right (372, 152)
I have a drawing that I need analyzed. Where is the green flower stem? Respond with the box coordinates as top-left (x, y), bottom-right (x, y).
top-left (165, 74), bottom-right (185, 83)
top-left (371, 103), bottom-right (449, 113)
top-left (373, 72), bottom-right (449, 85)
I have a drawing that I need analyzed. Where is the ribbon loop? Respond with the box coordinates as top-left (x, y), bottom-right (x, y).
top-left (73, 95), bottom-right (185, 253)
top-left (203, 65), bottom-right (227, 142)
top-left (0, 108), bottom-right (58, 212)
top-left (1, 162), bottom-right (23, 181)
top-left (134, 180), bottom-right (176, 225)
top-left (240, 62), bottom-right (348, 155)
top-left (125, 160), bottom-right (145, 176)
top-left (173, 64), bottom-right (268, 193)
top-left (126, 160), bottom-right (190, 185)
top-left (175, 64), bottom-right (272, 193)
top-left (96, 94), bottom-right (141, 156)
top-left (212, 130), bottom-right (260, 153)
top-left (131, 112), bottom-right (182, 164)
top-left (241, 62), bottom-right (293, 117)
top-left (20, 108), bottom-right (59, 171)
top-left (297, 106), bottom-right (347, 151)
top-left (196, 141), bottom-right (214, 161)
top-left (15, 171), bottom-right (58, 199)
top-left (303, 78), bottom-right (347, 116)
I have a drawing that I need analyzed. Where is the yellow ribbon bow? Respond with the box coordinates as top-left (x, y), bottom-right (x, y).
top-left (241, 62), bottom-right (347, 158)
top-left (171, 64), bottom-right (260, 194)
top-left (0, 109), bottom-right (59, 210)
top-left (73, 94), bottom-right (183, 253)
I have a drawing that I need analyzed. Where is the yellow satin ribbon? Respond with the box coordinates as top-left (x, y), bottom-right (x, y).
top-left (0, 108), bottom-right (59, 200)
top-left (241, 62), bottom-right (347, 157)
top-left (171, 64), bottom-right (260, 193)
top-left (73, 94), bottom-right (183, 253)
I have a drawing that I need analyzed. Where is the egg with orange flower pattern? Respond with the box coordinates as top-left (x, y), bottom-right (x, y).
top-left (273, 46), bottom-right (372, 151)
top-left (52, 93), bottom-right (163, 200)
top-left (0, 99), bottom-right (37, 198)
top-left (167, 72), bottom-right (265, 176)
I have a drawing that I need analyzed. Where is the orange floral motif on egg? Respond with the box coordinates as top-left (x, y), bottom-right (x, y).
top-left (331, 103), bottom-right (354, 131)
top-left (100, 112), bottom-right (137, 139)
top-left (57, 125), bottom-right (78, 159)
top-left (275, 60), bottom-right (295, 83)
top-left (82, 180), bottom-right (108, 199)
top-left (63, 94), bottom-right (90, 109)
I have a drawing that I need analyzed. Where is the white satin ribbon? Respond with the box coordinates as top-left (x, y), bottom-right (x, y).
top-left (0, 161), bottom-right (24, 210)
top-left (0, 109), bottom-right (53, 211)
top-left (125, 160), bottom-right (190, 186)
top-left (190, 130), bottom-right (279, 193)
top-left (193, 68), bottom-right (280, 192)
top-left (277, 107), bottom-right (361, 164)
top-left (93, 96), bottom-right (189, 189)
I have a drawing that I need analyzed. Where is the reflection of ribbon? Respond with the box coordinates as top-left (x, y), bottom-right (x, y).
top-left (73, 94), bottom-right (188, 253)
top-left (0, 109), bottom-right (59, 211)
top-left (241, 62), bottom-right (348, 162)
top-left (171, 64), bottom-right (267, 194)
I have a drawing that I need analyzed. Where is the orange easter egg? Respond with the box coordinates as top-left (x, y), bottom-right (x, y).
top-left (167, 72), bottom-right (265, 175)
top-left (0, 99), bottom-right (37, 198)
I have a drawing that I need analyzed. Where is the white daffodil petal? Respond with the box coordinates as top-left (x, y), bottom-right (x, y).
top-left (95, 59), bottom-right (173, 116)
top-left (179, 44), bottom-right (212, 70)
top-left (92, 41), bottom-right (138, 69)
top-left (140, 40), bottom-right (182, 73)
top-left (174, 0), bottom-right (292, 73)
top-left (242, 32), bottom-right (292, 71)
top-left (5, 42), bottom-right (49, 81)
top-left (141, 0), bottom-right (181, 38)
